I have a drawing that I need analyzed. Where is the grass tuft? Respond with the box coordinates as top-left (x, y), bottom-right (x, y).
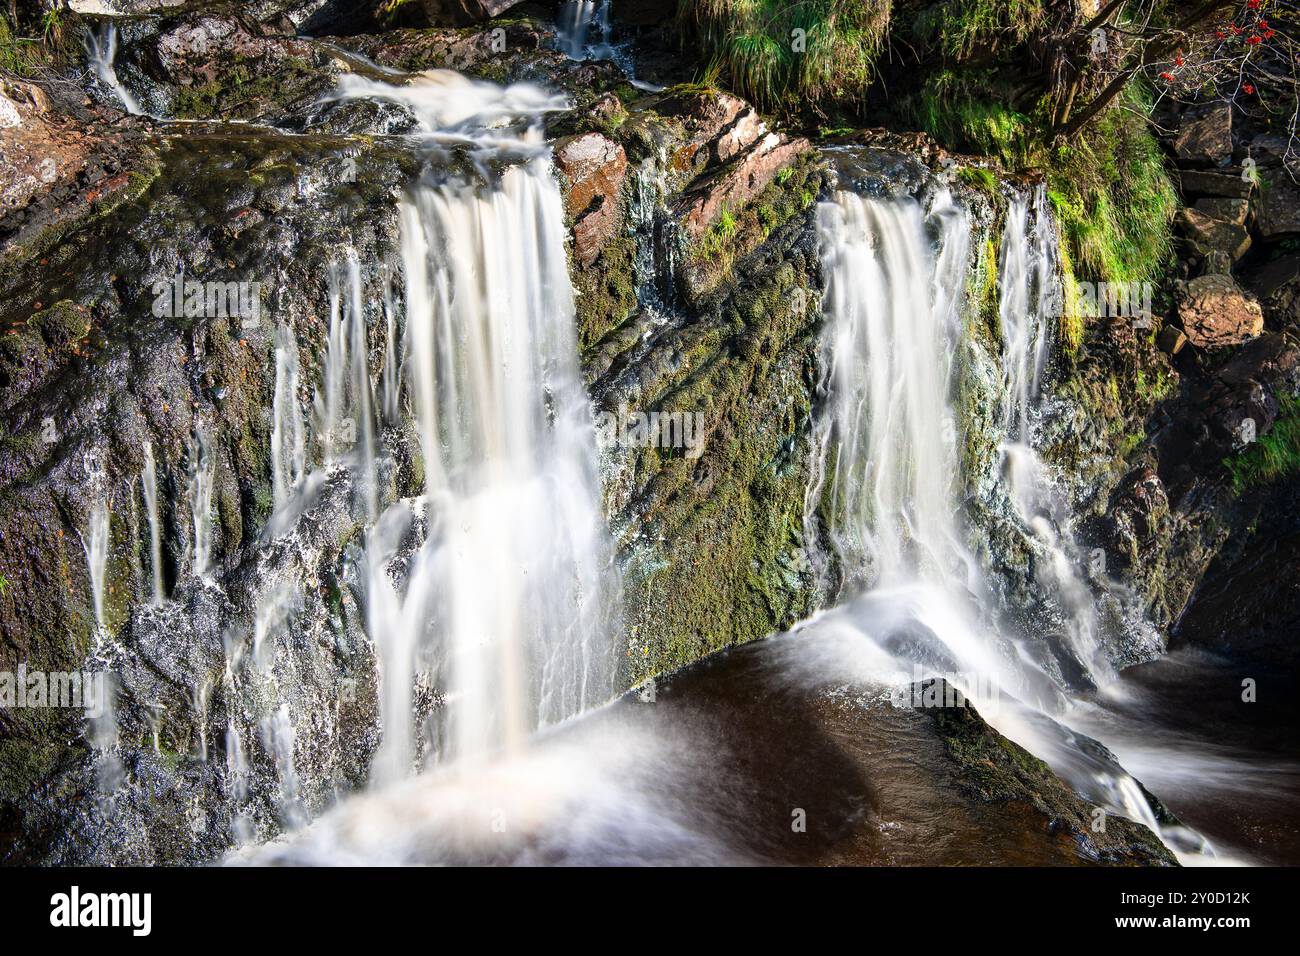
top-left (1226, 394), bottom-right (1300, 494)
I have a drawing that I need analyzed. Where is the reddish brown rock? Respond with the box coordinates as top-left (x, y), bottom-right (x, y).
top-left (678, 134), bottom-right (811, 241)
top-left (1177, 274), bottom-right (1265, 349)
top-left (0, 78), bottom-right (93, 226)
top-left (554, 132), bottom-right (627, 267)
top-left (1157, 325), bottom-right (1188, 356)
top-left (656, 90), bottom-right (770, 178)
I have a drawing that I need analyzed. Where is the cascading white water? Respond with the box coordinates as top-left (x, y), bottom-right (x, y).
top-left (551, 1), bottom-right (662, 90)
top-left (270, 324), bottom-right (306, 513)
top-left (814, 189), bottom-right (974, 592)
top-left (187, 427), bottom-right (215, 580)
top-left (555, 1), bottom-right (612, 60)
top-left (81, 453), bottom-right (111, 631)
top-left (995, 188), bottom-right (1113, 687)
top-left (85, 23), bottom-right (143, 116)
top-left (809, 180), bottom-right (1217, 861)
top-left (141, 442), bottom-right (165, 606)
top-left (336, 70), bottom-right (621, 777)
top-left (997, 193), bottom-right (1054, 440)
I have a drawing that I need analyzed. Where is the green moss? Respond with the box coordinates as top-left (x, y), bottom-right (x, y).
top-left (573, 232), bottom-right (638, 354)
top-left (681, 151), bottom-right (824, 302)
top-left (620, 229), bottom-right (823, 682)
top-left (907, 70), bottom-right (1034, 167)
top-left (1044, 89), bottom-right (1177, 288)
top-left (958, 165), bottom-right (998, 195)
top-left (1225, 393), bottom-right (1300, 493)
top-left (908, 0), bottom-right (1046, 60)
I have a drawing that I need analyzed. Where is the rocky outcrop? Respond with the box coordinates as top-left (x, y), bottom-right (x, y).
top-left (1174, 480), bottom-right (1300, 670)
top-left (922, 680), bottom-right (1176, 865)
top-left (419, 0), bottom-right (527, 27)
top-left (554, 132), bottom-right (626, 267)
top-left (1172, 103), bottom-right (1231, 166)
top-left (1175, 206), bottom-right (1251, 266)
top-left (1243, 253), bottom-right (1300, 330)
top-left (1257, 179), bottom-right (1300, 240)
top-left (1177, 274), bottom-right (1264, 349)
top-left (1106, 468), bottom-right (1170, 569)
top-left (677, 134), bottom-right (812, 241)
top-left (1177, 168), bottom-right (1252, 199)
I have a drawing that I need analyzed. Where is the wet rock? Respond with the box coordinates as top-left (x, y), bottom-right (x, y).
top-left (1177, 274), bottom-right (1264, 349)
top-left (1177, 168), bottom-right (1252, 199)
top-left (1174, 484), bottom-right (1300, 670)
top-left (419, 0), bottom-right (526, 26)
top-left (921, 681), bottom-right (1176, 865)
top-left (1172, 103), bottom-right (1232, 167)
top-left (555, 132), bottom-right (627, 267)
top-left (1107, 468), bottom-right (1170, 568)
top-left (1210, 332), bottom-right (1300, 444)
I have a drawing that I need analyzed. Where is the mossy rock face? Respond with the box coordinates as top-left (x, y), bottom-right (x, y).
top-left (920, 680), bottom-right (1177, 866)
top-left (0, 130), bottom-right (409, 862)
top-left (578, 163), bottom-right (832, 684)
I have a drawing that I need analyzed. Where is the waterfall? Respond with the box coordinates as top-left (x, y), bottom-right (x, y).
top-left (555, 1), bottom-right (612, 60)
top-left (141, 442), bottom-right (165, 606)
top-left (85, 23), bottom-right (143, 116)
top-left (551, 1), bottom-right (662, 91)
top-left (187, 427), bottom-right (215, 581)
top-left (997, 193), bottom-right (1054, 440)
top-left (335, 70), bottom-right (620, 776)
top-left (995, 188), bottom-right (1113, 688)
top-left (81, 492), bottom-right (110, 630)
top-left (814, 189), bottom-right (974, 592)
top-left (808, 180), bottom-right (1217, 860)
top-left (270, 324), bottom-right (306, 513)
top-left (309, 255), bottom-right (379, 518)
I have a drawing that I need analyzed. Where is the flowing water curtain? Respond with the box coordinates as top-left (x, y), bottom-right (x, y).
top-left (995, 187), bottom-right (1113, 689)
top-left (327, 70), bottom-right (622, 779)
top-left (812, 189), bottom-right (973, 592)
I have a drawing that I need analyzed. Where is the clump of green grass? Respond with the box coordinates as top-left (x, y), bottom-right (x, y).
top-left (1226, 394), bottom-right (1300, 493)
top-left (1, 5), bottom-right (75, 77)
top-left (905, 70), bottom-right (1034, 167)
top-left (679, 0), bottom-right (890, 112)
top-left (907, 0), bottom-right (1046, 60)
top-left (957, 164), bottom-right (997, 194)
top-left (1044, 84), bottom-right (1177, 287)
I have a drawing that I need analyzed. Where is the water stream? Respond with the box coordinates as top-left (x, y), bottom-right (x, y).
top-left (84, 22), bottom-right (143, 116)
top-left (54, 31), bottom-right (1285, 864)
